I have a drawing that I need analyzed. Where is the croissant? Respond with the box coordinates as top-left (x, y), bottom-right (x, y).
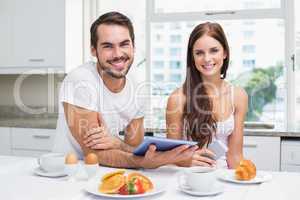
top-left (235, 159), bottom-right (256, 181)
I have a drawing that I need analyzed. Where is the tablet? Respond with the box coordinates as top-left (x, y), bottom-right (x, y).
top-left (133, 136), bottom-right (198, 156)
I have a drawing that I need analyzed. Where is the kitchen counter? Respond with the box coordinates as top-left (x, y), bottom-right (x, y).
top-left (0, 117), bottom-right (57, 129)
top-left (244, 129), bottom-right (300, 138)
top-left (0, 106), bottom-right (58, 129)
top-left (1, 117), bottom-right (300, 138)
top-left (147, 128), bottom-right (300, 138)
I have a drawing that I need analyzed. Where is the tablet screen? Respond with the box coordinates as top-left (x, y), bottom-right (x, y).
top-left (133, 136), bottom-right (197, 156)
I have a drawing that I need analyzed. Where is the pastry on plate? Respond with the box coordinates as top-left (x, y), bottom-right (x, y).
top-left (235, 159), bottom-right (256, 181)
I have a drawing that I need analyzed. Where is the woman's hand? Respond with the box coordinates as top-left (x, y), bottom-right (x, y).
top-left (83, 126), bottom-right (122, 150)
top-left (190, 148), bottom-right (217, 167)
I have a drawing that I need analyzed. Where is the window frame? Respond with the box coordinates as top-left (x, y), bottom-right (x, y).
top-left (145, 0), bottom-right (295, 130)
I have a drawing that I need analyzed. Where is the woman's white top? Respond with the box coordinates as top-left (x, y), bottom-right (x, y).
top-left (184, 85), bottom-right (235, 168)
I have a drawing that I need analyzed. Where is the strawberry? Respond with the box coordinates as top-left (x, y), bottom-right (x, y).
top-left (118, 184), bottom-right (129, 195)
top-left (118, 178), bottom-right (145, 195)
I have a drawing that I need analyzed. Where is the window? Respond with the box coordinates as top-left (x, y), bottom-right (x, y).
top-left (295, 0), bottom-right (300, 129)
top-left (153, 61), bottom-right (164, 69)
top-left (153, 74), bottom-right (164, 81)
top-left (243, 59), bottom-right (256, 69)
top-left (153, 23), bottom-right (164, 29)
top-left (169, 74), bottom-right (182, 82)
top-left (148, 0), bottom-right (289, 130)
top-left (93, 0), bottom-right (296, 130)
top-left (170, 61), bottom-right (181, 69)
top-left (170, 22), bottom-right (181, 30)
top-left (155, 34), bottom-right (162, 42)
top-left (170, 48), bottom-right (181, 56)
top-left (243, 30), bottom-right (255, 39)
top-left (242, 45), bottom-right (256, 53)
top-left (154, 48), bottom-right (164, 56)
top-left (170, 35), bottom-right (182, 43)
top-left (154, 0), bottom-right (280, 13)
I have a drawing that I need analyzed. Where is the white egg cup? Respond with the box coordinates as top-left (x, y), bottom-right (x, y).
top-left (65, 163), bottom-right (79, 181)
top-left (84, 164), bottom-right (98, 180)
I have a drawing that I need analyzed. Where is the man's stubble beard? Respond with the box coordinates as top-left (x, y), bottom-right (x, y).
top-left (97, 57), bottom-right (133, 79)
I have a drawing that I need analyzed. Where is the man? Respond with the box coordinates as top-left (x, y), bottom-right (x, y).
top-left (53, 12), bottom-right (197, 168)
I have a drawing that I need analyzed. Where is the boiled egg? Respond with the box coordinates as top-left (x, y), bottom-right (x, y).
top-left (65, 153), bottom-right (78, 164)
top-left (84, 153), bottom-right (98, 165)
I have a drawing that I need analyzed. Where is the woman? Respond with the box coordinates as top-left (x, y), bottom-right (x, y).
top-left (166, 22), bottom-right (248, 169)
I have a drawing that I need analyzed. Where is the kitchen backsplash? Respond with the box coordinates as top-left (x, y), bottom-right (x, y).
top-left (0, 74), bottom-right (65, 112)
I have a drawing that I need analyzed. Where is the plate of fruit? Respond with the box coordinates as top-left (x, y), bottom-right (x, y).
top-left (84, 169), bottom-right (165, 198)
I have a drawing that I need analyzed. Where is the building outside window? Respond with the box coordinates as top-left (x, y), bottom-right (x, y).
top-left (170, 60), bottom-right (181, 69)
top-left (170, 48), bottom-right (181, 57)
top-left (243, 30), bottom-right (255, 39)
top-left (153, 61), bottom-right (164, 69)
top-left (169, 74), bottom-right (182, 82)
top-left (153, 74), bottom-right (164, 82)
top-left (243, 59), bottom-right (256, 69)
top-left (242, 45), bottom-right (256, 53)
top-left (154, 48), bottom-right (164, 56)
top-left (170, 35), bottom-right (182, 43)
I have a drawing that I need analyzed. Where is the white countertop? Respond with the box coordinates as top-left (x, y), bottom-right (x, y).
top-left (0, 155), bottom-right (299, 200)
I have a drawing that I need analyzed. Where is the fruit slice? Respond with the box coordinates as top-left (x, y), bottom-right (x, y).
top-left (101, 169), bottom-right (126, 182)
top-left (99, 174), bottom-right (126, 194)
top-left (127, 172), bottom-right (153, 191)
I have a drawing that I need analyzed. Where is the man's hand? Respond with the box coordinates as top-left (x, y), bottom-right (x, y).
top-left (139, 144), bottom-right (198, 169)
top-left (83, 126), bottom-right (122, 150)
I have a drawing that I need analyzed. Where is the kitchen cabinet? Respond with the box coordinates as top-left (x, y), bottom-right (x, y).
top-left (0, 127), bottom-right (11, 155)
top-left (0, 0), bottom-right (83, 74)
top-left (0, 0), bottom-right (13, 67)
top-left (11, 128), bottom-right (56, 157)
top-left (12, 0), bottom-right (65, 68)
top-left (281, 139), bottom-right (300, 172)
top-left (243, 136), bottom-right (280, 171)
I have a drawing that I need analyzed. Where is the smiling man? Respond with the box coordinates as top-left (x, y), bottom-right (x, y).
top-left (53, 12), bottom-right (196, 169)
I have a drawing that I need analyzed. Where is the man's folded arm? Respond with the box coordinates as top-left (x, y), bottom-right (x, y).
top-left (63, 102), bottom-right (143, 168)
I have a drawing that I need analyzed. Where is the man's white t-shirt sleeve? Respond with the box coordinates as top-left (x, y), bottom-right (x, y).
top-left (60, 73), bottom-right (99, 112)
top-left (133, 105), bottom-right (144, 119)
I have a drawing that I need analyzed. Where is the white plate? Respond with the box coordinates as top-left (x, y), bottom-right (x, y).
top-left (33, 167), bottom-right (67, 178)
top-left (218, 169), bottom-right (272, 184)
top-left (178, 183), bottom-right (224, 196)
top-left (84, 180), bottom-right (165, 198)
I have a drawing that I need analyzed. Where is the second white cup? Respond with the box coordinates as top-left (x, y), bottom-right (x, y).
top-left (179, 166), bottom-right (217, 192)
top-left (38, 153), bottom-right (65, 173)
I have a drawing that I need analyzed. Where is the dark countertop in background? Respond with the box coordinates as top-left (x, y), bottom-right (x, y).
top-left (0, 117), bottom-right (57, 129)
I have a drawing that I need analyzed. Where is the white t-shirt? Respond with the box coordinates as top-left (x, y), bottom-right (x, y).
top-left (53, 61), bottom-right (144, 158)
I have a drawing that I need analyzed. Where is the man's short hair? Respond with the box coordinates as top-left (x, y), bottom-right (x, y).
top-left (90, 12), bottom-right (135, 48)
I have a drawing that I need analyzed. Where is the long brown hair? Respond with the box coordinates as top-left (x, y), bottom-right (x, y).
top-left (183, 22), bottom-right (230, 147)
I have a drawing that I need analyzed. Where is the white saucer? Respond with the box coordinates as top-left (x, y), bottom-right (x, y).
top-left (218, 169), bottom-right (272, 184)
top-left (178, 183), bottom-right (224, 196)
top-left (33, 167), bottom-right (67, 178)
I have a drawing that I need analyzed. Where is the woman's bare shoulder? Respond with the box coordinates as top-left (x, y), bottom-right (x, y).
top-left (233, 86), bottom-right (248, 99)
top-left (168, 87), bottom-right (186, 103)
top-left (232, 85), bottom-right (248, 110)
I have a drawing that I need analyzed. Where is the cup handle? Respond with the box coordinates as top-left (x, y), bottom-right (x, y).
top-left (37, 157), bottom-right (41, 166)
top-left (177, 172), bottom-right (188, 190)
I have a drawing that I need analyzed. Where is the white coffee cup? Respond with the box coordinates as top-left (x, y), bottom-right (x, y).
top-left (38, 153), bottom-right (65, 172)
top-left (179, 166), bottom-right (217, 192)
